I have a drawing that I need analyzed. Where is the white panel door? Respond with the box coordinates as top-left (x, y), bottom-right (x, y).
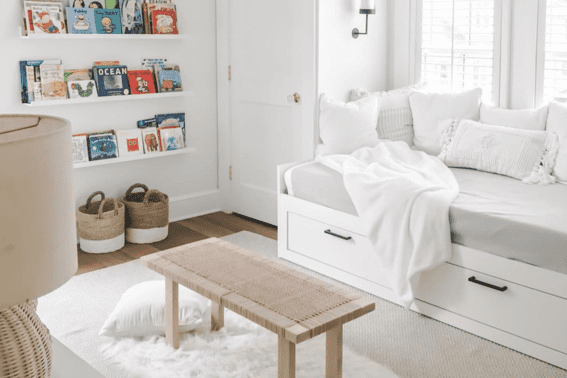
top-left (229, 0), bottom-right (316, 225)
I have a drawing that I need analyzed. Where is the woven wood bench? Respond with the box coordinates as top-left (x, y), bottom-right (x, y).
top-left (141, 237), bottom-right (375, 378)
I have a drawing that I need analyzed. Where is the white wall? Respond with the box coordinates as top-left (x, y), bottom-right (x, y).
top-left (318, 0), bottom-right (389, 102)
top-left (388, 0), bottom-right (543, 109)
top-left (0, 1), bottom-right (220, 221)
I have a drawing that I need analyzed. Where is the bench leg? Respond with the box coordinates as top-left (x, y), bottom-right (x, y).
top-left (326, 324), bottom-right (343, 378)
top-left (211, 301), bottom-right (224, 331)
top-left (165, 279), bottom-right (179, 349)
top-left (278, 335), bottom-right (296, 378)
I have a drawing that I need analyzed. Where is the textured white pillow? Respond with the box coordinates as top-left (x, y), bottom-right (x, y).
top-left (438, 119), bottom-right (559, 185)
top-left (409, 88), bottom-right (482, 156)
top-left (545, 101), bottom-right (567, 183)
top-left (349, 83), bottom-right (428, 147)
top-left (480, 103), bottom-right (549, 131)
top-left (99, 280), bottom-right (209, 337)
top-left (316, 93), bottom-right (379, 156)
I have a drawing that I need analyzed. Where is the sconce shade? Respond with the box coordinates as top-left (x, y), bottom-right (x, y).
top-left (360, 0), bottom-right (375, 11)
top-left (0, 115), bottom-right (77, 309)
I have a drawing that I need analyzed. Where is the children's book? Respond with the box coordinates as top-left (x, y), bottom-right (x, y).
top-left (159, 126), bottom-right (184, 151)
top-left (143, 3), bottom-right (175, 34)
top-left (141, 127), bottom-right (160, 153)
top-left (64, 68), bottom-right (93, 82)
top-left (155, 112), bottom-right (185, 146)
top-left (25, 1), bottom-right (66, 34)
top-left (71, 0), bottom-right (105, 8)
top-left (19, 59), bottom-right (61, 103)
top-left (119, 0), bottom-right (144, 34)
top-left (88, 134), bottom-right (118, 161)
top-left (71, 134), bottom-right (89, 163)
top-left (68, 80), bottom-right (98, 99)
top-left (115, 129), bottom-right (143, 156)
top-left (94, 60), bottom-right (120, 66)
top-left (40, 64), bottom-right (67, 101)
top-left (93, 65), bottom-right (130, 96)
top-left (137, 117), bottom-right (158, 129)
top-left (156, 65), bottom-right (182, 92)
top-left (151, 8), bottom-right (178, 34)
top-left (94, 9), bottom-right (121, 34)
top-left (67, 7), bottom-right (97, 34)
top-left (127, 70), bottom-right (156, 94)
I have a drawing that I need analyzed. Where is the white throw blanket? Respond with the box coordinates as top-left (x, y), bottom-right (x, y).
top-left (317, 141), bottom-right (459, 308)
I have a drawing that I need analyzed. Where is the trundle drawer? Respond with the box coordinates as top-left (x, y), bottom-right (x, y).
top-left (287, 212), bottom-right (391, 288)
top-left (417, 263), bottom-right (567, 353)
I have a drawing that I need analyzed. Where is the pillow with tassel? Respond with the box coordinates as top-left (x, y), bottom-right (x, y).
top-left (438, 119), bottom-right (559, 185)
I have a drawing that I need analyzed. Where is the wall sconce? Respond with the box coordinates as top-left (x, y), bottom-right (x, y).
top-left (352, 0), bottom-right (376, 39)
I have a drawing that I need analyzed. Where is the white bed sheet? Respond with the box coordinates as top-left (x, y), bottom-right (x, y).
top-left (284, 161), bottom-right (567, 275)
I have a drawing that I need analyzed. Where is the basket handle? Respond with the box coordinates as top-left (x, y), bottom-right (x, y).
top-left (86, 191), bottom-right (105, 209)
top-left (125, 183), bottom-right (149, 197)
top-left (97, 198), bottom-right (119, 219)
top-left (143, 189), bottom-right (169, 206)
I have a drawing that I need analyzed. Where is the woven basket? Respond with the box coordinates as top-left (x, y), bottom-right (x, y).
top-left (0, 300), bottom-right (51, 378)
top-left (122, 183), bottom-right (169, 244)
top-left (77, 191), bottom-right (125, 254)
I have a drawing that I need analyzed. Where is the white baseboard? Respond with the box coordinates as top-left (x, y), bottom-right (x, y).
top-left (168, 189), bottom-right (221, 222)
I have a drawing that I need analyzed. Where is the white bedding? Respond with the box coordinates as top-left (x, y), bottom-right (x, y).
top-left (317, 141), bottom-right (459, 308)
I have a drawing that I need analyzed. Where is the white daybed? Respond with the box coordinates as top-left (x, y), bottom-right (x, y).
top-left (277, 160), bottom-right (567, 369)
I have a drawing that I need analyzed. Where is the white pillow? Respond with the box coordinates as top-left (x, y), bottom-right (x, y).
top-left (409, 88), bottom-right (482, 156)
top-left (480, 103), bottom-right (549, 131)
top-left (349, 83), bottom-right (428, 147)
top-left (99, 280), bottom-right (209, 337)
top-left (438, 118), bottom-right (559, 185)
top-left (316, 93), bottom-right (379, 156)
top-left (545, 101), bottom-right (567, 183)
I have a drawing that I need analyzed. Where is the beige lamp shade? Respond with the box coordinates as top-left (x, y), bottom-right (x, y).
top-left (0, 115), bottom-right (78, 309)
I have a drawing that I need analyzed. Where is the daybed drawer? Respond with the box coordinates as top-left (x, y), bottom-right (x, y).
top-left (287, 212), bottom-right (391, 288)
top-left (417, 263), bottom-right (567, 354)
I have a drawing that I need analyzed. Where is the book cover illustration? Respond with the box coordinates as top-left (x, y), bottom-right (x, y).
top-left (71, 134), bottom-right (89, 163)
top-left (94, 9), bottom-right (121, 34)
top-left (159, 126), bottom-right (184, 151)
top-left (144, 3), bottom-right (175, 34)
top-left (94, 60), bottom-right (120, 66)
top-left (106, 0), bottom-right (119, 9)
top-left (93, 65), bottom-right (130, 96)
top-left (19, 59), bottom-right (56, 103)
top-left (26, 2), bottom-right (66, 34)
top-left (72, 0), bottom-right (105, 8)
top-left (127, 70), bottom-right (156, 94)
top-left (141, 58), bottom-right (167, 72)
top-left (67, 7), bottom-right (97, 34)
top-left (156, 66), bottom-right (182, 92)
top-left (141, 127), bottom-right (160, 153)
top-left (88, 134), bottom-right (118, 161)
top-left (68, 80), bottom-right (98, 99)
top-left (119, 0), bottom-right (144, 34)
top-left (151, 8), bottom-right (178, 34)
top-left (115, 129), bottom-right (143, 156)
top-left (40, 64), bottom-right (67, 100)
top-left (137, 117), bottom-right (158, 129)
top-left (23, 1), bottom-right (64, 34)
top-left (155, 112), bottom-right (185, 146)
top-left (64, 68), bottom-right (93, 82)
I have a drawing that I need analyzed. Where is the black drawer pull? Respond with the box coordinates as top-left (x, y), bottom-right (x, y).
top-left (324, 229), bottom-right (352, 240)
top-left (468, 276), bottom-right (508, 292)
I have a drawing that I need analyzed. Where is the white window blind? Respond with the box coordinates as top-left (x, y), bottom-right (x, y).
top-left (419, 0), bottom-right (497, 101)
top-left (541, 0), bottom-right (567, 102)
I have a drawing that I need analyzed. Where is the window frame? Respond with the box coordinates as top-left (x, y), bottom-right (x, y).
top-left (412, 0), bottom-right (511, 107)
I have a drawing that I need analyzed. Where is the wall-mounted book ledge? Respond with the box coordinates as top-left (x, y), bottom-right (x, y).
top-left (73, 147), bottom-right (195, 169)
top-left (20, 28), bottom-right (183, 40)
top-left (25, 91), bottom-right (190, 107)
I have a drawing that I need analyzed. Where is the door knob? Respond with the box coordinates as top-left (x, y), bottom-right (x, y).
top-left (287, 93), bottom-right (301, 103)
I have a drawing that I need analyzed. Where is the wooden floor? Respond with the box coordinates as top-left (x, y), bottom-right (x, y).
top-left (77, 212), bottom-right (277, 275)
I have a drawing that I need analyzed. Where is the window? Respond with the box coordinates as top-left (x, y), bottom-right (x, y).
top-left (539, 0), bottom-right (567, 103)
top-left (417, 0), bottom-right (502, 102)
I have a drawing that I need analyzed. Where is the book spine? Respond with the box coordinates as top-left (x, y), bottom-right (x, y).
top-left (19, 62), bottom-right (29, 104)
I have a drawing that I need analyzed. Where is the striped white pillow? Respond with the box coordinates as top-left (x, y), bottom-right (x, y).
top-left (350, 83), bottom-right (428, 146)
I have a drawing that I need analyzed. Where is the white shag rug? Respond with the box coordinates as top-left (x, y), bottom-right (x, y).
top-left (100, 309), bottom-right (398, 378)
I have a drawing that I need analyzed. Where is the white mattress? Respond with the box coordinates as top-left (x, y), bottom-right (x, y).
top-left (284, 161), bottom-right (567, 275)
